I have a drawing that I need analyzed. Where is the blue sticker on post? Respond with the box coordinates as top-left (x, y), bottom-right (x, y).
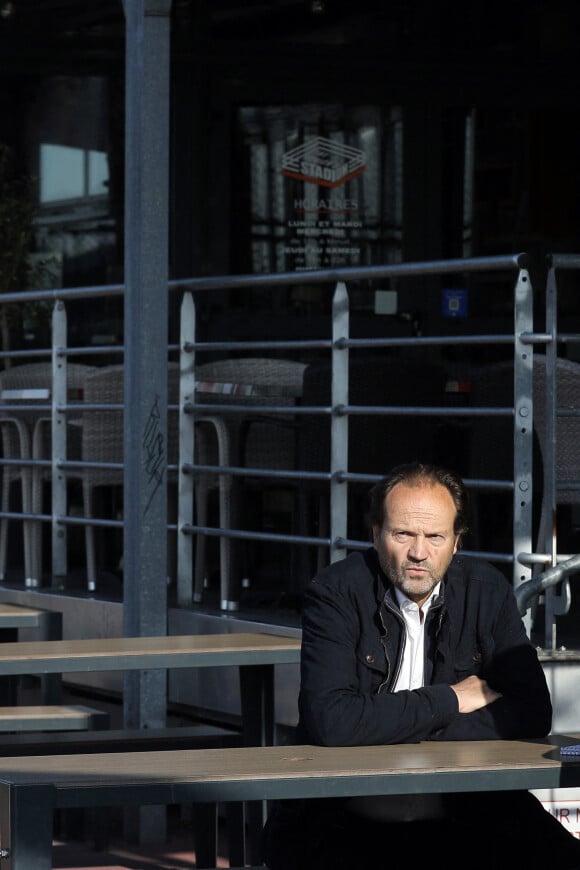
top-left (442, 288), bottom-right (468, 318)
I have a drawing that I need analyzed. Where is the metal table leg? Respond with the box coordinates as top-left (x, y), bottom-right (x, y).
top-left (240, 662), bottom-right (274, 865)
top-left (0, 782), bottom-right (54, 870)
top-left (0, 630), bottom-right (18, 706)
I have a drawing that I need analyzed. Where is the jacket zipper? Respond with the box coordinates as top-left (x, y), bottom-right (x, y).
top-left (377, 597), bottom-right (406, 694)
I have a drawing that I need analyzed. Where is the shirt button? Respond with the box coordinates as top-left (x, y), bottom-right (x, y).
top-left (366, 654), bottom-right (375, 663)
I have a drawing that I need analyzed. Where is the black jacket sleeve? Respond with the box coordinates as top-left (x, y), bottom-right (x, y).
top-left (433, 577), bottom-right (552, 740)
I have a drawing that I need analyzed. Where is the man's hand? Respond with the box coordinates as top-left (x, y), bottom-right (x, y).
top-left (451, 675), bottom-right (502, 713)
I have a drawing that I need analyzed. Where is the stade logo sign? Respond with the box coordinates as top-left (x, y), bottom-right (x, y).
top-left (281, 137), bottom-right (366, 189)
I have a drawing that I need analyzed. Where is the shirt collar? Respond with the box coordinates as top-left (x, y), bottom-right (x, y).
top-left (394, 582), bottom-right (441, 615)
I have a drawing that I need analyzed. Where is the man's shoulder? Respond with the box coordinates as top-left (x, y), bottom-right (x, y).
top-left (448, 553), bottom-right (511, 589)
top-left (312, 547), bottom-right (379, 592)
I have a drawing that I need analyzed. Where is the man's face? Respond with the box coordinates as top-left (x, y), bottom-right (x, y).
top-left (372, 480), bottom-right (460, 607)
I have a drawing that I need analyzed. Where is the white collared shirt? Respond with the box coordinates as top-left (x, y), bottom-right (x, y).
top-left (393, 583), bottom-right (440, 692)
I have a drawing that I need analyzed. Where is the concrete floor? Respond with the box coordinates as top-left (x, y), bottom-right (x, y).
top-left (52, 805), bottom-right (230, 868)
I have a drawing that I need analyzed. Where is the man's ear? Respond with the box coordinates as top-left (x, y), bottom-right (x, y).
top-left (372, 525), bottom-right (380, 549)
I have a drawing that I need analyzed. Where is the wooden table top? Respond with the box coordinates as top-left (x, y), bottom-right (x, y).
top-left (0, 736), bottom-right (579, 801)
top-left (0, 631), bottom-right (301, 675)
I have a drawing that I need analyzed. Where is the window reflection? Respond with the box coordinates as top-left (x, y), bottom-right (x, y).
top-left (40, 143), bottom-right (108, 204)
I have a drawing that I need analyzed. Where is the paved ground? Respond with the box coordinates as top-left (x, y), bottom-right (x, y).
top-left (52, 807), bottom-right (230, 868)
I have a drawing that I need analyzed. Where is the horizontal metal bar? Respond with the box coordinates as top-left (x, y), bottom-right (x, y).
top-left (185, 334), bottom-right (519, 354)
top-left (548, 254), bottom-right (580, 269)
top-left (170, 253), bottom-right (526, 293)
top-left (0, 348), bottom-right (52, 361)
top-left (0, 254), bottom-right (526, 309)
top-left (184, 401), bottom-right (331, 415)
top-left (184, 401), bottom-right (515, 418)
top-left (337, 405), bottom-right (514, 417)
top-left (57, 460), bottom-right (124, 472)
top-left (340, 334), bottom-right (517, 349)
top-left (464, 477), bottom-right (515, 492)
top-left (184, 339), bottom-right (333, 353)
top-left (518, 551), bottom-right (580, 566)
top-left (0, 282), bottom-right (125, 306)
top-left (181, 466), bottom-right (515, 491)
top-left (182, 523), bottom-right (330, 548)
top-left (183, 463), bottom-right (332, 483)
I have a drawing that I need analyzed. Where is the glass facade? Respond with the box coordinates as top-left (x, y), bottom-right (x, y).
top-left (0, 3), bottom-right (578, 346)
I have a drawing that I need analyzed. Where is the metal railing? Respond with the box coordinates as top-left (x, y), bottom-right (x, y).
top-left (176, 255), bottom-right (533, 611)
top-left (0, 253), bottom-right (579, 648)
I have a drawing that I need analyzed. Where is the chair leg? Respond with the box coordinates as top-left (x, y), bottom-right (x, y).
top-left (20, 465), bottom-right (35, 588)
top-left (30, 465), bottom-right (44, 588)
top-left (194, 476), bottom-right (209, 602)
top-left (0, 477), bottom-right (11, 581)
top-left (193, 416), bottom-right (235, 607)
top-left (0, 420), bottom-right (34, 586)
top-left (218, 471), bottom-right (234, 610)
top-left (211, 417), bottom-right (235, 610)
top-left (82, 479), bottom-right (97, 592)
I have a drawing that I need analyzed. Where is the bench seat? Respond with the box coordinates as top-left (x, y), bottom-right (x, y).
top-left (0, 721), bottom-right (240, 750)
top-left (0, 704), bottom-right (110, 731)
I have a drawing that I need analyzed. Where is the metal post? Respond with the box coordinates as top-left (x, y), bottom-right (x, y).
top-left (177, 291), bottom-right (195, 606)
top-left (543, 263), bottom-right (569, 646)
top-left (330, 281), bottom-right (349, 563)
top-left (122, 0), bottom-right (172, 843)
top-left (513, 267), bottom-right (534, 636)
top-left (51, 301), bottom-right (67, 587)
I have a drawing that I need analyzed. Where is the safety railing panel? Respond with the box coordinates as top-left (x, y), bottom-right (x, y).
top-left (176, 254), bottom-right (533, 610)
top-left (0, 253), bottom-right (578, 649)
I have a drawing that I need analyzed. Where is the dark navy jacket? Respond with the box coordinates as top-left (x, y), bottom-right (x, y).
top-left (297, 548), bottom-right (552, 747)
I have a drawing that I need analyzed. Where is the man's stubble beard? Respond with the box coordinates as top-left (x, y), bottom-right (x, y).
top-left (380, 554), bottom-right (443, 599)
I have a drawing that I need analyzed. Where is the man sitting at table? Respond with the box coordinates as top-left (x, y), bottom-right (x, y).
top-left (261, 462), bottom-right (580, 870)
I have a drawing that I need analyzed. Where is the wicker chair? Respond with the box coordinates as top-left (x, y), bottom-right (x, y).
top-left (469, 356), bottom-right (580, 620)
top-left (533, 357), bottom-right (580, 540)
top-left (193, 357), bottom-right (307, 605)
top-left (0, 361), bottom-right (94, 586)
top-left (78, 363), bottom-right (180, 591)
top-left (0, 379), bottom-right (33, 584)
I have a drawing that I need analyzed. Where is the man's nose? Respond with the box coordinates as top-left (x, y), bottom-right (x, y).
top-left (408, 536), bottom-right (427, 559)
